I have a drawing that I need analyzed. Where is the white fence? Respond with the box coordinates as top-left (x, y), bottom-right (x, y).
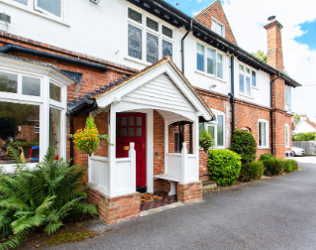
top-left (293, 141), bottom-right (316, 156)
top-left (89, 142), bottom-right (136, 197)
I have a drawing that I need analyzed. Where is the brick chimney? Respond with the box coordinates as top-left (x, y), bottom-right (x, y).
top-left (264, 19), bottom-right (284, 71)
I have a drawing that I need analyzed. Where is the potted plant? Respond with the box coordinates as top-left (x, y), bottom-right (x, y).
top-left (199, 129), bottom-right (215, 153)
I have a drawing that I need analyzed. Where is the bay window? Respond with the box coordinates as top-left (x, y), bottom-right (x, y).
top-left (258, 120), bottom-right (269, 148)
top-left (199, 111), bottom-right (225, 149)
top-left (127, 8), bottom-right (174, 64)
top-left (239, 64), bottom-right (257, 96)
top-left (196, 43), bottom-right (224, 79)
top-left (0, 56), bottom-right (72, 171)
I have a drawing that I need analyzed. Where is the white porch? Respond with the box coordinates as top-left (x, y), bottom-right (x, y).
top-left (87, 57), bottom-right (213, 198)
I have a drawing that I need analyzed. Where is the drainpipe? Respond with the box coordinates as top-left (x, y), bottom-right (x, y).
top-left (228, 55), bottom-right (235, 134)
top-left (69, 115), bottom-right (74, 166)
top-left (181, 19), bottom-right (193, 74)
top-left (270, 72), bottom-right (280, 155)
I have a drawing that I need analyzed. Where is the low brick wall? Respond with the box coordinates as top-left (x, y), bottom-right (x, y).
top-left (177, 181), bottom-right (203, 204)
top-left (88, 188), bottom-right (140, 225)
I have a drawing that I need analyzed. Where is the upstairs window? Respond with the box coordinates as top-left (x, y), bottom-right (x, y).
top-left (127, 8), bottom-right (174, 64)
top-left (239, 64), bottom-right (257, 96)
top-left (196, 43), bottom-right (224, 79)
top-left (10, 0), bottom-right (64, 19)
top-left (211, 18), bottom-right (225, 37)
top-left (285, 85), bottom-right (292, 111)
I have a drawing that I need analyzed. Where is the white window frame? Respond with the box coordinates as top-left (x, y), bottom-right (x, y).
top-left (285, 85), bottom-right (292, 111)
top-left (200, 110), bottom-right (225, 149)
top-left (0, 64), bottom-right (68, 173)
top-left (285, 124), bottom-right (290, 148)
top-left (258, 119), bottom-right (269, 149)
top-left (239, 63), bottom-right (258, 97)
top-left (196, 42), bottom-right (225, 81)
top-left (2, 0), bottom-right (67, 24)
top-left (211, 18), bottom-right (225, 38)
top-left (126, 5), bottom-right (174, 65)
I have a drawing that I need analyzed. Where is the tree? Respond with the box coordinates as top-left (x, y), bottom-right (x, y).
top-left (293, 114), bottom-right (301, 124)
top-left (251, 50), bottom-right (267, 63)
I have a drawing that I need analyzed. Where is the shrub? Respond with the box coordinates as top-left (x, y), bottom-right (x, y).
top-left (208, 149), bottom-right (242, 186)
top-left (239, 161), bottom-right (264, 182)
top-left (283, 159), bottom-right (298, 173)
top-left (231, 130), bottom-right (257, 164)
top-left (199, 129), bottom-right (215, 153)
top-left (260, 154), bottom-right (274, 161)
top-left (262, 158), bottom-right (285, 176)
top-left (0, 147), bottom-right (98, 249)
top-left (292, 132), bottom-right (316, 141)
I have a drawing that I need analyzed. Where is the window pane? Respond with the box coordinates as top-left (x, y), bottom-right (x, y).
top-left (252, 71), bottom-right (256, 87)
top-left (49, 107), bottom-right (61, 159)
top-left (207, 126), bottom-right (215, 141)
top-left (37, 0), bottom-right (61, 17)
top-left (128, 8), bottom-right (142, 23)
top-left (136, 127), bottom-right (142, 137)
top-left (13, 0), bottom-right (27, 5)
top-left (121, 117), bottom-right (127, 126)
top-left (263, 123), bottom-right (266, 146)
top-left (129, 127), bottom-right (135, 137)
top-left (239, 73), bottom-right (245, 93)
top-left (50, 83), bottom-right (61, 102)
top-left (146, 17), bottom-right (158, 31)
top-left (197, 44), bottom-right (204, 71)
top-left (136, 117), bottom-right (142, 126)
top-left (146, 33), bottom-right (158, 63)
top-left (122, 128), bottom-right (127, 137)
top-left (162, 40), bottom-right (172, 59)
top-left (216, 22), bottom-right (222, 36)
top-left (129, 116), bottom-right (134, 126)
top-left (239, 65), bottom-right (244, 71)
top-left (128, 24), bottom-right (142, 60)
top-left (217, 115), bottom-right (224, 146)
top-left (217, 54), bottom-right (223, 79)
top-left (116, 117), bottom-right (120, 127)
top-left (207, 48), bottom-right (216, 74)
top-left (246, 76), bottom-right (251, 95)
top-left (246, 68), bottom-right (250, 74)
top-left (286, 126), bottom-right (289, 146)
top-left (116, 127), bottom-right (120, 137)
top-left (162, 26), bottom-right (173, 38)
top-left (0, 101), bottom-right (40, 164)
top-left (0, 71), bottom-right (17, 93)
top-left (22, 76), bottom-right (40, 96)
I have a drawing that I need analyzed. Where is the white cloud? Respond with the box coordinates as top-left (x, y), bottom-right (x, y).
top-left (222, 0), bottom-right (316, 119)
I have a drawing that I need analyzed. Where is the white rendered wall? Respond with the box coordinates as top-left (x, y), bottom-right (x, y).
top-left (294, 121), bottom-right (316, 134)
top-left (1, 0), bottom-right (270, 107)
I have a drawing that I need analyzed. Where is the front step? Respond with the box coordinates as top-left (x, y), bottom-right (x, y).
top-left (202, 180), bottom-right (217, 193)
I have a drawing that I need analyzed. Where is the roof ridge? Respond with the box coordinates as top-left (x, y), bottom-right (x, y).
top-left (193, 0), bottom-right (218, 19)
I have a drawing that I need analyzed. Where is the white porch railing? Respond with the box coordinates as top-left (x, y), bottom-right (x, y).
top-left (89, 142), bottom-right (136, 197)
top-left (155, 143), bottom-right (199, 184)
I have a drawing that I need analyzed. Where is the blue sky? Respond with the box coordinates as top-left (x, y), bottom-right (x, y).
top-left (165, 0), bottom-right (216, 17)
top-left (294, 20), bottom-right (316, 51)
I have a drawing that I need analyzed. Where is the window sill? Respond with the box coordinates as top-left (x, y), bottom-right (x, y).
top-left (238, 92), bottom-right (254, 99)
top-left (124, 56), bottom-right (151, 67)
top-left (258, 147), bottom-right (270, 150)
top-left (252, 86), bottom-right (259, 90)
top-left (195, 70), bottom-right (226, 83)
top-left (0, 0), bottom-right (70, 27)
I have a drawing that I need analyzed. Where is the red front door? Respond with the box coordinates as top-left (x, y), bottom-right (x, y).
top-left (116, 113), bottom-right (146, 187)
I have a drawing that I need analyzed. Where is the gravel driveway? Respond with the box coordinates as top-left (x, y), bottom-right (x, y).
top-left (44, 157), bottom-right (316, 250)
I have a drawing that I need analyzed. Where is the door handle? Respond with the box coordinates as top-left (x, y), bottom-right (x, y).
top-left (123, 146), bottom-right (130, 150)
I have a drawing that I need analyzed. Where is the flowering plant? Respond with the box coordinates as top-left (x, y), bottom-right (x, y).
top-left (70, 115), bottom-right (111, 156)
top-left (199, 129), bottom-right (215, 153)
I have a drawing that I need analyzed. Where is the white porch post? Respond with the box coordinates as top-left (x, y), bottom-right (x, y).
top-left (181, 142), bottom-right (188, 183)
top-left (129, 142), bottom-right (136, 193)
top-left (193, 116), bottom-right (200, 181)
top-left (108, 103), bottom-right (117, 197)
top-left (164, 120), bottom-right (169, 174)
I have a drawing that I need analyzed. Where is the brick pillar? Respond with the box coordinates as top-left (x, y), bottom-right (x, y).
top-left (177, 181), bottom-right (203, 204)
top-left (264, 20), bottom-right (284, 72)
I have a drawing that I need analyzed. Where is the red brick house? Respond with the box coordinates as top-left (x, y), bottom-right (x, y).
top-left (0, 0), bottom-right (301, 224)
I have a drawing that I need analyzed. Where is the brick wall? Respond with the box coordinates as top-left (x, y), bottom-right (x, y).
top-left (88, 188), bottom-right (140, 225)
top-left (177, 181), bottom-right (203, 204)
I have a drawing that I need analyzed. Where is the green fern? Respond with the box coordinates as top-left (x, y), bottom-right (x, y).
top-left (0, 147), bottom-right (98, 249)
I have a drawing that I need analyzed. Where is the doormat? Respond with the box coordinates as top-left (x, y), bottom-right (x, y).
top-left (140, 193), bottom-right (163, 203)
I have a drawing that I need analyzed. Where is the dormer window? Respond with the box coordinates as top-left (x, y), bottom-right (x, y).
top-left (211, 18), bottom-right (225, 37)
